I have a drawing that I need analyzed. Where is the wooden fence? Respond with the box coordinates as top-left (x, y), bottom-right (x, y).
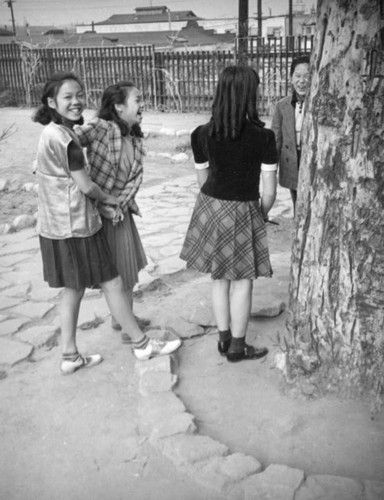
top-left (0, 36), bottom-right (313, 114)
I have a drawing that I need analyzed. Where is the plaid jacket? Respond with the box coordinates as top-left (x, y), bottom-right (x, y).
top-left (74, 118), bottom-right (145, 215)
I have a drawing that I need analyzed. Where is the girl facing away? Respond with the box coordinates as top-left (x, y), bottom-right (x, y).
top-left (180, 65), bottom-right (278, 362)
top-left (32, 72), bottom-right (181, 374)
top-left (74, 81), bottom-right (148, 344)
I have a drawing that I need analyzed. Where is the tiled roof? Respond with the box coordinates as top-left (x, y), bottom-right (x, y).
top-left (94, 10), bottom-right (200, 26)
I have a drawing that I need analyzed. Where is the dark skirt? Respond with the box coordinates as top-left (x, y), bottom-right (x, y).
top-left (180, 192), bottom-right (272, 280)
top-left (102, 212), bottom-right (147, 290)
top-left (39, 230), bottom-right (118, 289)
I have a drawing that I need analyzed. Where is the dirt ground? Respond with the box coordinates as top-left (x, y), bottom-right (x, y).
top-left (1, 107), bottom-right (384, 498)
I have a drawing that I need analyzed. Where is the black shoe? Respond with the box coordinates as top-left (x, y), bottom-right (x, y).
top-left (226, 345), bottom-right (268, 362)
top-left (218, 339), bottom-right (231, 356)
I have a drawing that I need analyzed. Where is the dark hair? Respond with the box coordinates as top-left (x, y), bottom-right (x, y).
top-left (98, 81), bottom-right (143, 138)
top-left (32, 72), bottom-right (84, 125)
top-left (290, 55), bottom-right (310, 76)
top-left (209, 65), bottom-right (263, 141)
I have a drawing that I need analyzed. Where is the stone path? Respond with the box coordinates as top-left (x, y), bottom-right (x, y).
top-left (1, 114), bottom-right (383, 499)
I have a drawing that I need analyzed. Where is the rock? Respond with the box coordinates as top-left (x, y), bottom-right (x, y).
top-left (189, 453), bottom-right (262, 493)
top-left (10, 301), bottom-right (55, 319)
top-left (171, 152), bottom-right (189, 163)
top-left (7, 176), bottom-right (23, 192)
top-left (150, 413), bottom-right (196, 441)
top-left (159, 127), bottom-right (176, 136)
top-left (139, 371), bottom-right (178, 395)
top-left (11, 214), bottom-right (36, 231)
top-left (160, 316), bottom-right (204, 339)
top-left (0, 318), bottom-right (28, 336)
top-left (158, 434), bottom-right (229, 467)
top-left (0, 337), bottom-right (33, 366)
top-left (295, 474), bottom-right (362, 500)
top-left (175, 129), bottom-right (189, 136)
top-left (157, 152), bottom-right (173, 159)
top-left (22, 183), bottom-right (36, 192)
top-left (241, 464), bottom-right (305, 500)
top-left (0, 223), bottom-right (11, 235)
top-left (0, 178), bottom-right (9, 191)
top-left (16, 325), bottom-right (59, 348)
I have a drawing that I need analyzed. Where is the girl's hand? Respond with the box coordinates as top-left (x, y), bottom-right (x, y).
top-left (104, 194), bottom-right (120, 207)
top-left (112, 206), bottom-right (124, 226)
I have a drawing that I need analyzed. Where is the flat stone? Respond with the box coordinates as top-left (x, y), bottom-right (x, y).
top-left (0, 318), bottom-right (28, 336)
top-left (251, 295), bottom-right (286, 317)
top-left (0, 296), bottom-right (21, 311)
top-left (30, 286), bottom-right (61, 302)
top-left (3, 283), bottom-right (30, 298)
top-left (138, 392), bottom-right (186, 431)
top-left (16, 325), bottom-right (59, 348)
top-left (159, 434), bottom-right (228, 467)
top-left (10, 301), bottom-right (55, 319)
top-left (363, 480), bottom-right (384, 500)
top-left (189, 453), bottom-right (262, 493)
top-left (0, 254), bottom-right (30, 267)
top-left (160, 316), bottom-right (204, 339)
top-left (0, 279), bottom-right (13, 290)
top-left (241, 464), bottom-right (305, 500)
top-left (0, 237), bottom-right (40, 256)
top-left (295, 474), bottom-right (362, 500)
top-left (135, 355), bottom-right (172, 377)
top-left (0, 337), bottom-right (33, 366)
top-left (150, 412), bottom-right (196, 441)
top-left (138, 371), bottom-right (177, 395)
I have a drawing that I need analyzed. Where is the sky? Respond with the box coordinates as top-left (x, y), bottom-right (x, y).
top-left (1, 0), bottom-right (315, 28)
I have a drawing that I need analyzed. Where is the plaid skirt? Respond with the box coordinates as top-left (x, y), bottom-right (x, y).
top-left (39, 229), bottom-right (118, 289)
top-left (180, 192), bottom-right (272, 280)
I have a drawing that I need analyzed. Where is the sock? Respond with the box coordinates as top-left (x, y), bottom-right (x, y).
top-left (219, 329), bottom-right (231, 342)
top-left (133, 335), bottom-right (150, 350)
top-left (228, 336), bottom-right (245, 353)
top-left (62, 351), bottom-right (79, 361)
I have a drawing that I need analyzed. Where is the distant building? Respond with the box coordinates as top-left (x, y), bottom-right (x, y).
top-left (76, 6), bottom-right (201, 34)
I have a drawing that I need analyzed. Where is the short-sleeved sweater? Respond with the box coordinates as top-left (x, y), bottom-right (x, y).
top-left (191, 120), bottom-right (277, 201)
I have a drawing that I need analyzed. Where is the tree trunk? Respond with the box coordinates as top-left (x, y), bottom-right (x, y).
top-left (286, 0), bottom-right (384, 400)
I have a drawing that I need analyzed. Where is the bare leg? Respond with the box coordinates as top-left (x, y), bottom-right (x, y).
top-left (211, 278), bottom-right (230, 331)
top-left (60, 287), bottom-right (84, 354)
top-left (111, 287), bottom-right (133, 329)
top-left (229, 279), bottom-right (253, 338)
top-left (101, 276), bottom-right (144, 342)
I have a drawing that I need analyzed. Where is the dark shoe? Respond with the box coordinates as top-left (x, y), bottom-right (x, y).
top-left (218, 339), bottom-right (231, 355)
top-left (226, 345), bottom-right (268, 362)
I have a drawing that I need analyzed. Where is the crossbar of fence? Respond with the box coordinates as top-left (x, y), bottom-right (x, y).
top-left (0, 36), bottom-right (313, 114)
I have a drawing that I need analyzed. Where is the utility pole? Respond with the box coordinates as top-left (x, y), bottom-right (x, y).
top-left (238, 0), bottom-right (248, 65)
top-left (288, 0), bottom-right (294, 51)
top-left (288, 0), bottom-right (293, 36)
top-left (257, 0), bottom-right (262, 38)
top-left (5, 0), bottom-right (16, 35)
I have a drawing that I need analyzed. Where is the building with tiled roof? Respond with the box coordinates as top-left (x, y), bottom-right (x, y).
top-left (76, 6), bottom-right (201, 35)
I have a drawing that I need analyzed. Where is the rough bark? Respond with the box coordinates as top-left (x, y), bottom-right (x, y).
top-left (286, 0), bottom-right (384, 399)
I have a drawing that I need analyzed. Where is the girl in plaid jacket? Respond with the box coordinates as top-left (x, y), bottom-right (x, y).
top-left (75, 82), bottom-right (150, 343)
